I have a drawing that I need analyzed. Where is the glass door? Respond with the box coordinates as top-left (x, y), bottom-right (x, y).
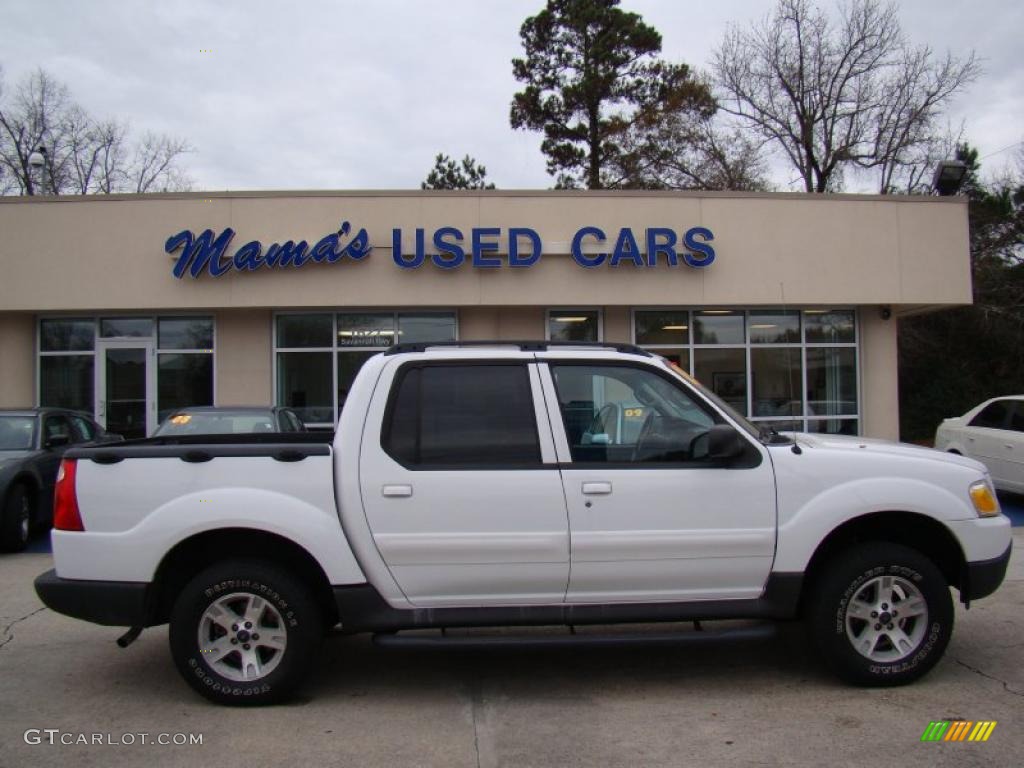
top-left (96, 340), bottom-right (156, 439)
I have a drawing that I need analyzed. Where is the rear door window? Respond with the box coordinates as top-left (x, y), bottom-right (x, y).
top-left (383, 364), bottom-right (540, 467)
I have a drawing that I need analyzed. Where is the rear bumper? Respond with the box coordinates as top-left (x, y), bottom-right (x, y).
top-left (962, 542), bottom-right (1012, 602)
top-left (34, 569), bottom-right (151, 627)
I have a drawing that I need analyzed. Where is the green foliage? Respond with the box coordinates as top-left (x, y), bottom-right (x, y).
top-left (899, 144), bottom-right (1024, 441)
top-left (421, 153), bottom-right (495, 190)
top-left (510, 0), bottom-right (715, 189)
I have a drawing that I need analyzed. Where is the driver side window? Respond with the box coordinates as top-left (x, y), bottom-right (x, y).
top-left (550, 364), bottom-right (716, 464)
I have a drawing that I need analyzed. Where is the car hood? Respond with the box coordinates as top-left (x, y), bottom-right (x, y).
top-left (789, 432), bottom-right (985, 472)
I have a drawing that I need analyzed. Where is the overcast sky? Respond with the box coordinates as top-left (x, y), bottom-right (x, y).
top-left (2, 0), bottom-right (1021, 192)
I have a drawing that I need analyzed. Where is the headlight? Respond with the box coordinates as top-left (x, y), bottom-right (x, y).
top-left (969, 480), bottom-right (1001, 517)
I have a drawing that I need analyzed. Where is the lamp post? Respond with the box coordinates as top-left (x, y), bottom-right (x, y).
top-left (931, 160), bottom-right (968, 196)
top-left (27, 145), bottom-right (47, 195)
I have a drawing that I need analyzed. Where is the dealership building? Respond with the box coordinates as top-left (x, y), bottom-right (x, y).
top-left (0, 190), bottom-right (971, 440)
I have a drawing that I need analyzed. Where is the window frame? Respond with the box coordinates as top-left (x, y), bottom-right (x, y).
top-left (968, 400), bottom-right (1013, 430)
top-left (380, 360), bottom-right (545, 471)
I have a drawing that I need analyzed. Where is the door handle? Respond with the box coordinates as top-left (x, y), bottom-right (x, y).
top-left (582, 481), bottom-right (612, 495)
top-left (382, 484), bottom-right (413, 498)
top-left (1005, 444), bottom-right (1014, 450)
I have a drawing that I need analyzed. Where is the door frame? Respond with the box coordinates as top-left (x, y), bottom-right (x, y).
top-left (95, 338), bottom-right (157, 437)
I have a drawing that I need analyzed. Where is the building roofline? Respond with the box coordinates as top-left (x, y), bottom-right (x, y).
top-left (0, 188), bottom-right (967, 205)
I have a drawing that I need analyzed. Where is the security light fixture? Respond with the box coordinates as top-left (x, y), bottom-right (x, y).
top-left (932, 161), bottom-right (968, 196)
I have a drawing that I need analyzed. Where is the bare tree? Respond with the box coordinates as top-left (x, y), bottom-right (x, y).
top-left (713, 0), bottom-right (978, 193)
top-left (0, 66), bottom-right (193, 195)
top-left (608, 104), bottom-right (769, 191)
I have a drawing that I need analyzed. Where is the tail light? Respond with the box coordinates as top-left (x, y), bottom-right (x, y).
top-left (53, 459), bottom-right (84, 531)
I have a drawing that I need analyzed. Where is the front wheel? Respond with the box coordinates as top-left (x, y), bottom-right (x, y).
top-left (807, 542), bottom-right (953, 686)
top-left (169, 560), bottom-right (323, 705)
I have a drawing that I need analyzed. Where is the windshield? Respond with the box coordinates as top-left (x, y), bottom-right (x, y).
top-left (0, 416), bottom-right (36, 450)
top-left (154, 411), bottom-right (276, 436)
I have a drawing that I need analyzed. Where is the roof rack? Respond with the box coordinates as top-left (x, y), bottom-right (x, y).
top-left (383, 340), bottom-right (653, 357)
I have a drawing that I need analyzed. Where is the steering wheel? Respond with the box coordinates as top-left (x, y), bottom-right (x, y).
top-left (631, 410), bottom-right (656, 462)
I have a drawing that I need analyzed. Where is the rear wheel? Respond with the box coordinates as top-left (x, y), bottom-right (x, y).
top-left (0, 484), bottom-right (32, 553)
top-left (169, 559), bottom-right (323, 705)
top-left (807, 542), bottom-right (953, 686)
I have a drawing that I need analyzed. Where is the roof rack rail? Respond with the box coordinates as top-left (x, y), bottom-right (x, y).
top-left (383, 340), bottom-right (653, 357)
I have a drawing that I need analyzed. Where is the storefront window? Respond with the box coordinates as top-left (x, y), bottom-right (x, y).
top-left (807, 347), bottom-right (857, 416)
top-left (39, 316), bottom-right (214, 434)
top-left (275, 310), bottom-right (457, 427)
top-left (635, 311), bottom-right (689, 346)
top-left (693, 311), bottom-right (744, 345)
top-left (100, 317), bottom-right (154, 338)
top-left (749, 311), bottom-right (800, 344)
top-left (548, 310), bottom-right (600, 342)
top-left (277, 351), bottom-right (334, 425)
top-left (277, 314), bottom-right (333, 348)
top-left (694, 347), bottom-right (747, 415)
top-left (634, 308), bottom-right (859, 434)
top-left (158, 354), bottom-right (214, 423)
top-left (40, 355), bottom-right (94, 412)
top-left (40, 319), bottom-right (94, 351)
top-left (805, 310), bottom-right (855, 343)
top-left (158, 317), bottom-right (213, 350)
top-left (751, 348), bottom-right (802, 418)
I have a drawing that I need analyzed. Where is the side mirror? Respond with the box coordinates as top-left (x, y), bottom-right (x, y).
top-left (45, 434), bottom-right (71, 450)
top-left (708, 424), bottom-right (745, 461)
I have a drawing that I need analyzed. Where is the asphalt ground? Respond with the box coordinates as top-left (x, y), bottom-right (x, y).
top-left (1, 528), bottom-right (1021, 767)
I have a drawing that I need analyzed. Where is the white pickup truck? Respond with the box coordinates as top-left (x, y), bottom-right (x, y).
top-left (35, 342), bottom-right (1012, 705)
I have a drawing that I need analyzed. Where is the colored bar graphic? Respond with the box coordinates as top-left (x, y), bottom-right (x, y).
top-left (922, 721), bottom-right (996, 742)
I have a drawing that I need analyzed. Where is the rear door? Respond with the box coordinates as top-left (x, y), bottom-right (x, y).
top-left (539, 358), bottom-right (777, 603)
top-left (358, 357), bottom-right (569, 606)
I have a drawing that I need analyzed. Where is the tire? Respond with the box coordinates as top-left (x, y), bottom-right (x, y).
top-left (169, 559), bottom-right (323, 706)
top-left (806, 542), bottom-right (953, 686)
top-left (0, 484), bottom-right (32, 553)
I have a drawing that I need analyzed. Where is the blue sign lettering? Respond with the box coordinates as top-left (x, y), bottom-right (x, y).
top-left (166, 221), bottom-right (371, 279)
top-left (167, 222), bottom-right (714, 277)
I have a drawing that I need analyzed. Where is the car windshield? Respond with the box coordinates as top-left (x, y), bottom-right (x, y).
top-left (154, 411), bottom-right (276, 436)
top-left (0, 416), bottom-right (36, 450)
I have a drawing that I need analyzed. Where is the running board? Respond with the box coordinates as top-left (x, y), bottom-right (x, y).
top-left (372, 624), bottom-right (776, 650)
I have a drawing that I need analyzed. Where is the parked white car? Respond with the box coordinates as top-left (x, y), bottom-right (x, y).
top-left (934, 396), bottom-right (1024, 494)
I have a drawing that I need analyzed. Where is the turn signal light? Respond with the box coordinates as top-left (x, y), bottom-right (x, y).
top-left (53, 459), bottom-right (84, 531)
top-left (969, 481), bottom-right (1000, 517)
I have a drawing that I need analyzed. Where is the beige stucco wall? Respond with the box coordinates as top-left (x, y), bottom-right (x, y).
top-left (214, 309), bottom-right (271, 405)
top-left (0, 191), bottom-right (971, 312)
top-left (0, 313), bottom-right (35, 408)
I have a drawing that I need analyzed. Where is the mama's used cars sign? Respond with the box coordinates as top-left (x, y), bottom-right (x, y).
top-left (164, 221), bottom-right (715, 279)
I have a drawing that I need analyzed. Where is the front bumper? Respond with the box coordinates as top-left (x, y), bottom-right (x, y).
top-left (962, 541), bottom-right (1012, 602)
top-left (34, 569), bottom-right (152, 627)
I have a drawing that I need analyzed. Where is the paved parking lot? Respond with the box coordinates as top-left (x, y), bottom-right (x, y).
top-left (2, 534), bottom-right (1022, 768)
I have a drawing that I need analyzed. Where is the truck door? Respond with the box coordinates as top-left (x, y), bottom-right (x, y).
top-left (358, 357), bottom-right (569, 607)
top-left (539, 359), bottom-right (777, 604)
